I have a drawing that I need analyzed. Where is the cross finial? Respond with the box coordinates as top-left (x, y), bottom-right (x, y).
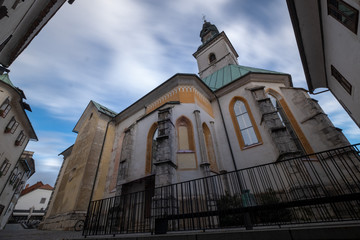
top-left (202, 14), bottom-right (206, 22)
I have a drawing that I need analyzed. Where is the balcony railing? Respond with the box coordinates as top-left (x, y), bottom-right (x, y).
top-left (83, 144), bottom-right (360, 236)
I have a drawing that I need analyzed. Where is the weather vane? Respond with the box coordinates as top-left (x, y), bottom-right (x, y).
top-left (202, 14), bottom-right (206, 22)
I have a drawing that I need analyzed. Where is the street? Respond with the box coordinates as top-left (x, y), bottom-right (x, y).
top-left (0, 224), bottom-right (82, 240)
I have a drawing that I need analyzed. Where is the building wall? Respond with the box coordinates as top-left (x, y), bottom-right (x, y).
top-left (320, 0), bottom-right (360, 127)
top-left (41, 106), bottom-right (110, 230)
top-left (0, 83), bottom-right (33, 229)
top-left (0, 0), bottom-right (68, 68)
top-left (14, 189), bottom-right (52, 214)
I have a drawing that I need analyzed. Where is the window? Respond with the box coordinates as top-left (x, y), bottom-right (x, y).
top-left (267, 93), bottom-right (305, 155)
top-left (202, 123), bottom-right (218, 173)
top-left (328, 0), bottom-right (359, 33)
top-left (0, 98), bottom-right (11, 118)
top-left (176, 116), bottom-right (197, 169)
top-left (0, 159), bottom-right (11, 177)
top-left (331, 65), bottom-right (352, 94)
top-left (15, 131), bottom-right (26, 146)
top-left (9, 167), bottom-right (18, 185)
top-left (145, 123), bottom-right (158, 174)
top-left (209, 53), bottom-right (216, 63)
top-left (230, 98), bottom-right (261, 148)
top-left (4, 117), bottom-right (19, 134)
top-left (40, 198), bottom-right (46, 204)
top-left (0, 205), bottom-right (4, 215)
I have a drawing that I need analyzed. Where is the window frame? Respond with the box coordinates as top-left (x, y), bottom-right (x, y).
top-left (0, 98), bottom-right (11, 118)
top-left (145, 123), bottom-right (158, 175)
top-left (331, 65), bottom-right (352, 94)
top-left (328, 0), bottom-right (359, 34)
top-left (209, 53), bottom-right (216, 63)
top-left (202, 123), bottom-right (219, 173)
top-left (229, 97), bottom-right (262, 150)
top-left (5, 116), bottom-right (19, 134)
top-left (15, 130), bottom-right (26, 146)
top-left (0, 159), bottom-right (11, 177)
top-left (176, 116), bottom-right (198, 170)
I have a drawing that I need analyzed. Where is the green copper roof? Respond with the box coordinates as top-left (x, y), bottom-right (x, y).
top-left (0, 73), bottom-right (15, 88)
top-left (91, 100), bottom-right (117, 117)
top-left (202, 64), bottom-right (286, 91)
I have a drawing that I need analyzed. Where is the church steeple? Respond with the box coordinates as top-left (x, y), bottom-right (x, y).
top-left (193, 21), bottom-right (239, 79)
top-left (200, 20), bottom-right (219, 44)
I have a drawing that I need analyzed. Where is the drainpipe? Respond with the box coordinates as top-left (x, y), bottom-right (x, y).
top-left (215, 94), bottom-right (253, 230)
top-left (215, 94), bottom-right (238, 171)
top-left (89, 119), bottom-right (111, 203)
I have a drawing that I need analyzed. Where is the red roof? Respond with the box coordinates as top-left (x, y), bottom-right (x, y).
top-left (20, 181), bottom-right (53, 196)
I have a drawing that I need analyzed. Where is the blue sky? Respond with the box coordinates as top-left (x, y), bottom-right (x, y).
top-left (7, 0), bottom-right (360, 186)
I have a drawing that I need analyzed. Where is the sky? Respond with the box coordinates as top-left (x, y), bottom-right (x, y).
top-left (7, 0), bottom-right (360, 186)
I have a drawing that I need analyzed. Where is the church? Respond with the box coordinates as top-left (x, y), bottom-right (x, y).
top-left (41, 21), bottom-right (351, 231)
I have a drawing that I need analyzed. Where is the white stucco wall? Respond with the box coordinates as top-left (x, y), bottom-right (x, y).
top-left (320, 0), bottom-right (360, 127)
top-left (14, 188), bottom-right (52, 212)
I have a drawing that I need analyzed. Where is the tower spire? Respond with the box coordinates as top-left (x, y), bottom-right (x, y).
top-left (199, 20), bottom-right (219, 44)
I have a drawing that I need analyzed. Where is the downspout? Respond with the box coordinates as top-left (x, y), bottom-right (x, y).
top-left (215, 94), bottom-right (252, 229)
top-left (215, 94), bottom-right (238, 171)
top-left (3, 170), bottom-right (25, 222)
top-left (89, 119), bottom-right (111, 203)
top-left (83, 118), bottom-right (111, 234)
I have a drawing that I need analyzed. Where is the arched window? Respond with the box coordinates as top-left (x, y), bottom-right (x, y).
top-left (267, 92), bottom-right (305, 154)
top-left (145, 123), bottom-right (158, 174)
top-left (230, 97), bottom-right (262, 149)
top-left (176, 116), bottom-right (197, 169)
top-left (202, 123), bottom-right (218, 173)
top-left (209, 53), bottom-right (216, 63)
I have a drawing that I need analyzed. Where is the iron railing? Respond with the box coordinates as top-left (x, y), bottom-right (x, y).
top-left (83, 144), bottom-right (360, 236)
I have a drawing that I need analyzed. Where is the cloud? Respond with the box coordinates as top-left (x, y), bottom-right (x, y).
top-left (25, 131), bottom-right (75, 185)
top-left (7, 0), bottom-right (359, 187)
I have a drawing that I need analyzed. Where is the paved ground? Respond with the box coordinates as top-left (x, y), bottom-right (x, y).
top-left (0, 224), bottom-right (83, 240)
top-left (2, 223), bottom-right (360, 240)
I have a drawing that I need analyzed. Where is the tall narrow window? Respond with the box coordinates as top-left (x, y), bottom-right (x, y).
top-left (4, 116), bottom-right (18, 134)
top-left (145, 123), bottom-right (158, 174)
top-left (230, 98), bottom-right (261, 149)
top-left (15, 131), bottom-right (26, 146)
top-left (202, 123), bottom-right (218, 173)
top-left (331, 65), bottom-right (352, 94)
top-left (176, 116), bottom-right (197, 169)
top-left (328, 0), bottom-right (358, 34)
top-left (0, 98), bottom-right (11, 118)
top-left (0, 159), bottom-right (11, 177)
top-left (9, 167), bottom-right (18, 185)
top-left (267, 93), bottom-right (305, 155)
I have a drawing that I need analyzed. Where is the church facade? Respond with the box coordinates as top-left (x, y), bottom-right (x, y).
top-left (41, 21), bottom-right (350, 230)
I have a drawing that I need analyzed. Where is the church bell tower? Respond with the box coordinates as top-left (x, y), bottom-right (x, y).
top-left (193, 20), bottom-right (239, 79)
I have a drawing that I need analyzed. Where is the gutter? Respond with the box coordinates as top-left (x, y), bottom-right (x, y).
top-left (88, 119), bottom-right (111, 203)
top-left (214, 94), bottom-right (238, 171)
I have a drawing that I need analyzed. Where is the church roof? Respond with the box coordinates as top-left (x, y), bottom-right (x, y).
top-left (0, 73), bottom-right (15, 88)
top-left (201, 64), bottom-right (286, 91)
top-left (91, 100), bottom-right (117, 117)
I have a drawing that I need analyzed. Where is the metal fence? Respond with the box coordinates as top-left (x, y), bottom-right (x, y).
top-left (83, 144), bottom-right (360, 236)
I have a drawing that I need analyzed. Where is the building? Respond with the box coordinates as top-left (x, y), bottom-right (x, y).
top-left (0, 150), bottom-right (35, 229)
top-left (0, 0), bottom-right (74, 73)
top-left (12, 181), bottom-right (53, 222)
top-left (286, 0), bottom-right (360, 127)
top-left (0, 73), bottom-right (37, 229)
top-left (1, 0), bottom-right (73, 228)
top-left (41, 21), bottom-right (350, 231)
